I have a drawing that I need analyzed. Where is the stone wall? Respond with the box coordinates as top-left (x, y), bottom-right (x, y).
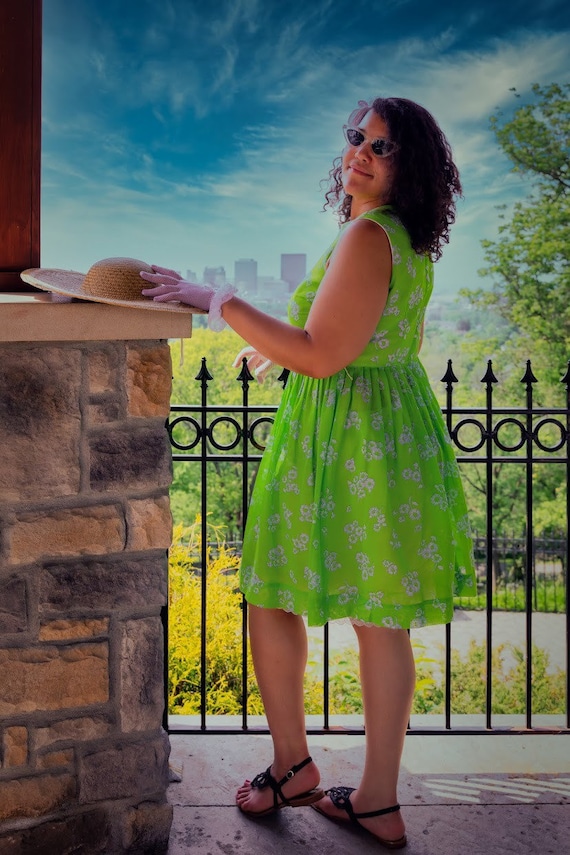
top-left (0, 339), bottom-right (175, 854)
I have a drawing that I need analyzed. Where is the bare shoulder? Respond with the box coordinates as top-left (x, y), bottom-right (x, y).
top-left (335, 216), bottom-right (391, 256)
top-left (330, 217), bottom-right (392, 273)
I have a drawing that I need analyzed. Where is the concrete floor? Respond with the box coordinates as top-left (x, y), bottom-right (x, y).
top-left (166, 729), bottom-right (570, 854)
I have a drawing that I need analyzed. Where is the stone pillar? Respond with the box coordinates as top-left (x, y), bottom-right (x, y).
top-left (0, 298), bottom-right (193, 853)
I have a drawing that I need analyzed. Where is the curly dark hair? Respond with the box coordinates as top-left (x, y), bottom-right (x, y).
top-left (323, 98), bottom-right (462, 261)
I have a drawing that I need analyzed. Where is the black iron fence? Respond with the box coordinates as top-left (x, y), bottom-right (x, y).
top-left (462, 531), bottom-right (566, 613)
top-left (165, 358), bottom-right (570, 735)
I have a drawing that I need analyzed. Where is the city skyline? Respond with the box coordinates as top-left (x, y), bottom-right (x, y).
top-left (183, 252), bottom-right (307, 292)
top-left (40, 1), bottom-right (570, 297)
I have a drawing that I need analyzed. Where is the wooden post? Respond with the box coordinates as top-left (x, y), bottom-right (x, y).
top-left (0, 0), bottom-right (42, 292)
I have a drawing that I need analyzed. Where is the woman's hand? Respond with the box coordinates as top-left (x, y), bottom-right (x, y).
top-left (140, 266), bottom-right (213, 309)
top-left (233, 346), bottom-right (274, 384)
top-left (140, 264), bottom-right (237, 330)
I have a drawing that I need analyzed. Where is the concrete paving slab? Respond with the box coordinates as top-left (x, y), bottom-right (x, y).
top-left (167, 803), bottom-right (568, 854)
top-left (167, 733), bottom-right (570, 854)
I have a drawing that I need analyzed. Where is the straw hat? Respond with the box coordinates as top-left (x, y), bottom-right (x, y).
top-left (20, 257), bottom-right (198, 313)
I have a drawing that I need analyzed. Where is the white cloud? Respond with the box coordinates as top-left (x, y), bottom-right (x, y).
top-left (41, 3), bottom-right (570, 293)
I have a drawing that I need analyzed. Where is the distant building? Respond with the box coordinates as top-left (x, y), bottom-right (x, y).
top-left (234, 258), bottom-right (257, 294)
top-left (281, 253), bottom-right (306, 292)
top-left (203, 266), bottom-right (226, 286)
top-left (186, 269), bottom-right (197, 283)
top-left (257, 275), bottom-right (289, 299)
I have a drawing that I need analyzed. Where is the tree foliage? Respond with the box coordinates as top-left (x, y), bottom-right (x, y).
top-left (461, 83), bottom-right (570, 395)
top-left (456, 83), bottom-right (569, 538)
top-left (169, 329), bottom-right (287, 535)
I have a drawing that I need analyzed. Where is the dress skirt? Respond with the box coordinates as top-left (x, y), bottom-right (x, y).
top-left (239, 358), bottom-right (475, 629)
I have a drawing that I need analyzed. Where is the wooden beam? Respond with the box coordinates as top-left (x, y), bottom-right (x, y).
top-left (0, 0), bottom-right (42, 292)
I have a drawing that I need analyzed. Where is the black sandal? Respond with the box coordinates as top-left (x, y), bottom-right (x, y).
top-left (238, 756), bottom-right (324, 817)
top-left (313, 786), bottom-right (407, 849)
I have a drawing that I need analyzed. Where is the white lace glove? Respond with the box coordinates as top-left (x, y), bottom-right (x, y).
top-left (233, 346), bottom-right (274, 384)
top-left (140, 265), bottom-right (236, 331)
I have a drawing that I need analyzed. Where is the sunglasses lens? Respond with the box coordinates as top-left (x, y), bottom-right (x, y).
top-left (371, 140), bottom-right (391, 157)
top-left (346, 127), bottom-right (364, 147)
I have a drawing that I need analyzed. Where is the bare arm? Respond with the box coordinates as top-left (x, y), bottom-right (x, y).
top-left (221, 218), bottom-right (392, 378)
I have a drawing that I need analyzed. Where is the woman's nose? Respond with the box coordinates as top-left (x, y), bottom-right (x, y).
top-left (355, 139), bottom-right (372, 159)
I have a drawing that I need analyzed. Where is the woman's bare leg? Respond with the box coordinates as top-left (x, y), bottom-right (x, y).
top-left (317, 625), bottom-right (415, 841)
top-left (235, 605), bottom-right (320, 813)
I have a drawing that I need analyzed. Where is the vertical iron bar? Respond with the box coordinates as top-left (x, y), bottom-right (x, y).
top-left (442, 359), bottom-right (458, 729)
top-left (482, 361), bottom-right (498, 729)
top-left (562, 362), bottom-right (570, 729)
top-left (445, 623), bottom-right (452, 729)
top-left (197, 358), bottom-right (213, 731)
top-left (323, 622), bottom-right (330, 730)
top-left (161, 601), bottom-right (169, 731)
top-left (238, 358), bottom-right (253, 730)
top-left (522, 361), bottom-right (537, 728)
top-left (241, 594), bottom-right (248, 731)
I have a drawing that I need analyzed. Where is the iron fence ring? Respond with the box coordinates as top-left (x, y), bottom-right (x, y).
top-left (451, 418), bottom-right (486, 452)
top-left (167, 415), bottom-right (201, 451)
top-left (208, 416), bottom-right (242, 451)
top-left (532, 417), bottom-right (567, 453)
top-left (249, 416), bottom-right (275, 451)
top-left (493, 417), bottom-right (527, 452)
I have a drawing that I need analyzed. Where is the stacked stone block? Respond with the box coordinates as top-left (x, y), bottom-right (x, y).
top-left (0, 340), bottom-right (175, 853)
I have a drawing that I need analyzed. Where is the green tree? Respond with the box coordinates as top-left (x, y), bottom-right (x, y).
top-left (458, 83), bottom-right (569, 539)
top-left (461, 82), bottom-right (570, 397)
top-left (169, 329), bottom-right (287, 533)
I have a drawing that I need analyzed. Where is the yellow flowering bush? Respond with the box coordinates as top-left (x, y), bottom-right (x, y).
top-left (169, 518), bottom-right (325, 716)
top-left (168, 519), bottom-right (262, 714)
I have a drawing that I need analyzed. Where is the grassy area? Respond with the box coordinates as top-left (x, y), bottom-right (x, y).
top-left (455, 578), bottom-right (566, 613)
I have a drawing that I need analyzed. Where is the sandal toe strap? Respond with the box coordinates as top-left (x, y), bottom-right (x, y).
top-left (327, 786), bottom-right (357, 820)
top-left (250, 767), bottom-right (272, 790)
top-left (327, 786), bottom-right (356, 807)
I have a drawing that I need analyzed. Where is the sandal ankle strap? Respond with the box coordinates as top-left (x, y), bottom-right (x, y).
top-left (354, 802), bottom-right (401, 819)
top-left (277, 755), bottom-right (313, 786)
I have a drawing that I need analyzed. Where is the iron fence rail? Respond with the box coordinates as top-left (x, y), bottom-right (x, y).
top-left (165, 358), bottom-right (570, 736)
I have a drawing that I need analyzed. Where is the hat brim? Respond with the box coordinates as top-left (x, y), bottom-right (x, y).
top-left (21, 268), bottom-right (204, 314)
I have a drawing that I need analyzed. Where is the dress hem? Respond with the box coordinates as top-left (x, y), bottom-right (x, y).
top-left (241, 589), bottom-right (458, 630)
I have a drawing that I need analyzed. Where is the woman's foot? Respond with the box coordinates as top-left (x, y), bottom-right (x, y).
top-left (236, 756), bottom-right (322, 816)
top-left (313, 787), bottom-right (406, 848)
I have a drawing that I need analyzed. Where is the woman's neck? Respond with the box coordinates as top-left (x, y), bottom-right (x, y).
top-left (349, 198), bottom-right (388, 219)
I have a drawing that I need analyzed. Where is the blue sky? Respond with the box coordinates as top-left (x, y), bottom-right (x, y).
top-left (41, 0), bottom-right (570, 294)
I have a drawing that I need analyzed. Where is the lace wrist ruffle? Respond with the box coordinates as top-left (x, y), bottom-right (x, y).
top-left (208, 284), bottom-right (237, 331)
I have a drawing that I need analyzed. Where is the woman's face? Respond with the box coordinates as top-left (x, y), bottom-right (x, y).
top-left (341, 109), bottom-right (395, 215)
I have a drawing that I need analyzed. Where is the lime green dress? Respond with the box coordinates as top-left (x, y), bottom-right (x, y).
top-left (239, 206), bottom-right (476, 628)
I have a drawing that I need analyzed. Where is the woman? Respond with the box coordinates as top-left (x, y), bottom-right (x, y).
top-left (141, 97), bottom-right (476, 849)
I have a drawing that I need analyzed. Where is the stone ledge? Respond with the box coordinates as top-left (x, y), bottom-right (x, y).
top-left (0, 294), bottom-right (196, 342)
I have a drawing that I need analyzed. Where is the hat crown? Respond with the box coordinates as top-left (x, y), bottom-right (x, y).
top-left (81, 257), bottom-right (153, 301)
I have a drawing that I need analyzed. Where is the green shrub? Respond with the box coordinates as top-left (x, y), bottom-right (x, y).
top-left (168, 518), bottom-right (264, 715)
top-left (411, 640), bottom-right (566, 715)
top-left (450, 640), bottom-right (566, 715)
top-left (168, 519), bottom-right (322, 715)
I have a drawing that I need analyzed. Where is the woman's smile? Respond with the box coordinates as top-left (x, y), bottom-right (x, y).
top-left (348, 163), bottom-right (373, 177)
